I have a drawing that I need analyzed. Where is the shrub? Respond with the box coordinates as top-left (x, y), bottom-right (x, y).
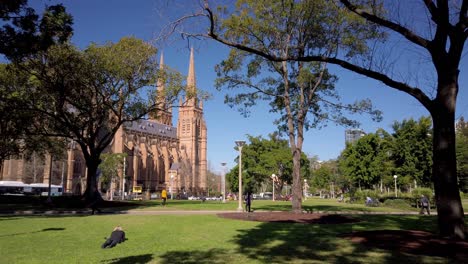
top-left (412, 188), bottom-right (434, 199)
top-left (350, 189), bottom-right (380, 203)
top-left (382, 199), bottom-right (412, 210)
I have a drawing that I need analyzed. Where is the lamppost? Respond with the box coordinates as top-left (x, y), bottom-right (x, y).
top-left (235, 140), bottom-right (246, 212)
top-left (122, 156), bottom-right (126, 201)
top-left (393, 175), bottom-right (398, 197)
top-left (303, 179), bottom-right (308, 201)
top-left (221, 162), bottom-right (227, 203)
top-left (170, 173), bottom-right (174, 200)
top-left (271, 174), bottom-right (278, 201)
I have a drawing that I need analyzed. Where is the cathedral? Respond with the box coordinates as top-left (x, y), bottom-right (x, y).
top-left (1, 49), bottom-right (208, 197)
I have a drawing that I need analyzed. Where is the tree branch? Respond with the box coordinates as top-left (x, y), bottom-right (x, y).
top-left (339, 0), bottom-right (431, 49)
top-left (203, 3), bottom-right (434, 111)
top-left (460, 0), bottom-right (468, 32)
top-left (423, 0), bottom-right (439, 22)
top-left (299, 55), bottom-right (433, 110)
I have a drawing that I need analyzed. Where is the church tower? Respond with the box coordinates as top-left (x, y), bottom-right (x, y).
top-left (177, 48), bottom-right (207, 194)
top-left (150, 53), bottom-right (173, 126)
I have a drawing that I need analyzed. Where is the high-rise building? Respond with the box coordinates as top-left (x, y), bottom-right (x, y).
top-left (345, 129), bottom-right (366, 144)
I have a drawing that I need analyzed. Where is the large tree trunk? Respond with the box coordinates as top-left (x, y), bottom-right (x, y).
top-left (83, 156), bottom-right (102, 203)
top-left (291, 147), bottom-right (303, 213)
top-left (431, 81), bottom-right (465, 239)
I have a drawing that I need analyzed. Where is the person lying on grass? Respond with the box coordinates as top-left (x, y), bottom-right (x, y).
top-left (101, 226), bottom-right (126, 249)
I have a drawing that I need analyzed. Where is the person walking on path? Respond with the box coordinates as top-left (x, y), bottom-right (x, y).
top-left (161, 189), bottom-right (167, 206)
top-left (101, 226), bottom-right (126, 249)
top-left (245, 192), bottom-right (252, 212)
top-left (420, 195), bottom-right (430, 215)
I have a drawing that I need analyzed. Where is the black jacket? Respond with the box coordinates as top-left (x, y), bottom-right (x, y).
top-left (109, 230), bottom-right (125, 243)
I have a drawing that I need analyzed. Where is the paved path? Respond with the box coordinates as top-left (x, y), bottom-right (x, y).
top-left (0, 209), bottom-right (445, 216)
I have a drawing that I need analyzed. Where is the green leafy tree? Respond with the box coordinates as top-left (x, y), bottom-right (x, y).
top-left (391, 117), bottom-right (433, 189)
top-left (311, 162), bottom-right (341, 198)
top-left (226, 134), bottom-right (310, 195)
top-left (98, 153), bottom-right (127, 200)
top-left (456, 117), bottom-right (468, 192)
top-left (0, 1), bottom-right (72, 166)
top-left (312, 166), bottom-right (332, 197)
top-left (209, 0), bottom-right (380, 213)
top-left (338, 128), bottom-right (395, 193)
top-left (11, 37), bottom-right (184, 202)
top-left (198, 0), bottom-right (467, 239)
top-left (0, 64), bottom-right (31, 164)
top-left (0, 1), bottom-right (73, 60)
top-left (339, 133), bottom-right (390, 189)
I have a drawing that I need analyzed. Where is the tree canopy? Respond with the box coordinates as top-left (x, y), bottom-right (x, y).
top-left (0, 1), bottom-right (73, 165)
top-left (457, 117), bottom-right (468, 193)
top-left (0, 0), bottom-right (73, 60)
top-left (185, 0), bottom-right (467, 239)
top-left (7, 37), bottom-right (185, 201)
top-left (339, 117), bottom-right (433, 192)
top-left (207, 0), bottom-right (382, 213)
top-left (226, 134), bottom-right (310, 194)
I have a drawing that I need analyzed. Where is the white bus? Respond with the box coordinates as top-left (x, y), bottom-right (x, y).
top-left (27, 183), bottom-right (63, 196)
top-left (0, 181), bottom-right (63, 196)
top-left (0, 181), bottom-right (28, 195)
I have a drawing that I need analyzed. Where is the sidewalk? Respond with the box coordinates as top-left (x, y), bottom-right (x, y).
top-left (0, 208), bottom-right (446, 216)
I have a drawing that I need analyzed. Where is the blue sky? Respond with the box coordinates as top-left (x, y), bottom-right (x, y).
top-left (31, 0), bottom-right (468, 173)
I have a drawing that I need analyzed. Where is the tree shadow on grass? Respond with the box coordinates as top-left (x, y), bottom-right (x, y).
top-left (0, 227), bottom-right (65, 238)
top-left (103, 254), bottom-right (153, 264)
top-left (159, 248), bottom-right (229, 264)
top-left (229, 215), bottom-right (455, 263)
top-left (253, 204), bottom-right (376, 212)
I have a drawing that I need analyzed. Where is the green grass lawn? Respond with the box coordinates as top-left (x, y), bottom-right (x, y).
top-left (2, 195), bottom-right (467, 214)
top-left (0, 213), bottom-right (455, 264)
top-left (1, 197), bottom-right (467, 263)
top-left (113, 197), bottom-right (434, 213)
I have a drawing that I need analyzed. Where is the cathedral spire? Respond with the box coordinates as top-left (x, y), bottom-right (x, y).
top-left (187, 47), bottom-right (196, 92)
top-left (151, 52), bottom-right (172, 126)
top-left (157, 52), bottom-right (165, 93)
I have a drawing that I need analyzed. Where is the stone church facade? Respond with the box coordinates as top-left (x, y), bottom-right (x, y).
top-left (1, 49), bottom-right (208, 197)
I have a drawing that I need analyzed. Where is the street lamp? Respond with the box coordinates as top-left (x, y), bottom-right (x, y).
top-left (303, 179), bottom-right (308, 201)
top-left (393, 175), bottom-right (398, 197)
top-left (221, 162), bottom-right (227, 203)
top-left (271, 174), bottom-right (278, 201)
top-left (235, 140), bottom-right (246, 212)
top-left (170, 173), bottom-right (174, 200)
top-left (122, 156), bottom-right (126, 201)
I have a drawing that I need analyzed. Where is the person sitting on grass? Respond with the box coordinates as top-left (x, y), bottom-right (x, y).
top-left (102, 226), bottom-right (126, 249)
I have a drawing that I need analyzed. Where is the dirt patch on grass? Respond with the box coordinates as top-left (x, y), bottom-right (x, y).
top-left (342, 229), bottom-right (468, 261)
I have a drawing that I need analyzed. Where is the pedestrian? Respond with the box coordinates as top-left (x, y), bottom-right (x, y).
top-left (245, 191), bottom-right (252, 212)
top-left (420, 195), bottom-right (430, 215)
top-left (101, 226), bottom-right (126, 249)
top-left (338, 193), bottom-right (344, 202)
top-left (161, 189), bottom-right (167, 206)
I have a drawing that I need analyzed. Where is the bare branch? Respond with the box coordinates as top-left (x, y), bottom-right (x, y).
top-left (221, 76), bottom-right (281, 98)
top-left (298, 54), bottom-right (433, 110)
top-left (339, 0), bottom-right (431, 49)
top-left (423, 0), bottom-right (439, 22)
top-left (459, 0), bottom-right (468, 32)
